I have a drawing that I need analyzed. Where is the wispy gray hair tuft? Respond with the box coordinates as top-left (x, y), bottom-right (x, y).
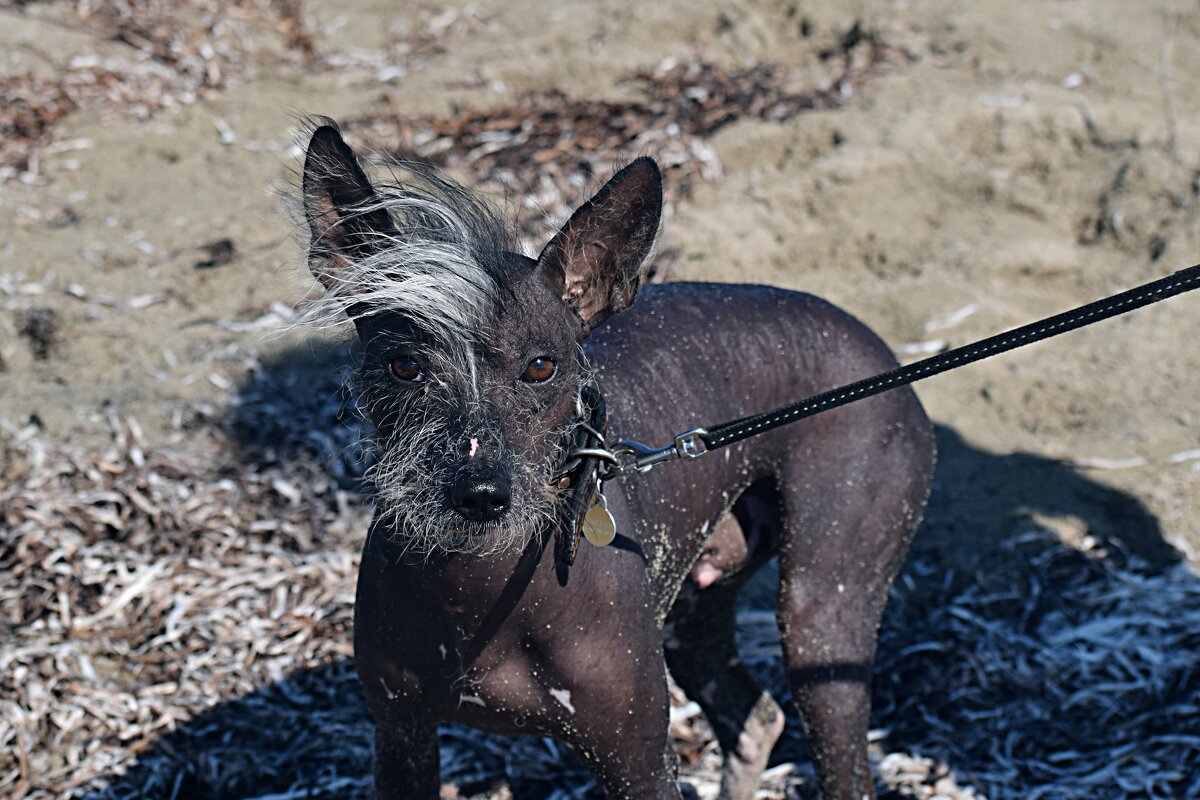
top-left (300, 150), bottom-right (518, 352)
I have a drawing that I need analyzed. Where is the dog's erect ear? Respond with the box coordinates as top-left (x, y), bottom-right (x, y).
top-left (302, 123), bottom-right (398, 289)
top-left (537, 157), bottom-right (662, 331)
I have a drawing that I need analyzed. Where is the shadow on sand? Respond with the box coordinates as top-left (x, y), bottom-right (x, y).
top-left (745, 426), bottom-right (1196, 799)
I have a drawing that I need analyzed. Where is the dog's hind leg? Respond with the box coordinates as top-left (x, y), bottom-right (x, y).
top-left (665, 488), bottom-right (785, 800)
top-left (773, 411), bottom-right (932, 800)
top-left (774, 584), bottom-right (880, 800)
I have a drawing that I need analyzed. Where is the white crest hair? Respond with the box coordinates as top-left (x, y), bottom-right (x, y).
top-left (298, 142), bottom-right (519, 359)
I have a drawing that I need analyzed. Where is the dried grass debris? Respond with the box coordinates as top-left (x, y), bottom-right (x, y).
top-left (5, 378), bottom-right (1196, 800)
top-left (19, 306), bottom-right (60, 360)
top-left (349, 30), bottom-right (909, 264)
top-left (0, 402), bottom-right (367, 799)
top-left (0, 73), bottom-right (78, 175)
top-left (0, 0), bottom-right (319, 179)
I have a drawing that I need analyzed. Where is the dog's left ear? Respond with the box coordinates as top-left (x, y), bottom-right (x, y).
top-left (302, 123), bottom-right (399, 289)
top-left (537, 157), bottom-right (662, 332)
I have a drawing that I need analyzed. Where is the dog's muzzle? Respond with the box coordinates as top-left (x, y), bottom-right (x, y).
top-left (450, 464), bottom-right (511, 522)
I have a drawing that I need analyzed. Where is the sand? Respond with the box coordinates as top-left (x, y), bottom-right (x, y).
top-left (3, 0), bottom-right (1198, 563)
top-left (2, 1), bottom-right (1199, 797)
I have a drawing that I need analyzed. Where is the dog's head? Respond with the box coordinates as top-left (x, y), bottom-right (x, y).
top-left (300, 121), bottom-right (661, 556)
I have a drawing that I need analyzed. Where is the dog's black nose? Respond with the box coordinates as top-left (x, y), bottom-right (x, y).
top-left (451, 472), bottom-right (511, 521)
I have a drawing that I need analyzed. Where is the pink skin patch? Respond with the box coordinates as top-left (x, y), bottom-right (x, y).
top-left (468, 438), bottom-right (479, 458)
top-left (691, 562), bottom-right (724, 589)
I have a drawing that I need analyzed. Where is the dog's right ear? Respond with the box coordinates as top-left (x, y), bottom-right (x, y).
top-left (537, 157), bottom-right (662, 333)
top-left (302, 124), bottom-right (398, 289)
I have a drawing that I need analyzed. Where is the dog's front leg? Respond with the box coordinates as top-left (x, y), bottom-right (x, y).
top-left (355, 532), bottom-right (456, 799)
top-left (553, 657), bottom-right (685, 800)
top-left (358, 645), bottom-right (444, 798)
top-left (372, 714), bottom-right (440, 800)
top-left (533, 573), bottom-right (686, 800)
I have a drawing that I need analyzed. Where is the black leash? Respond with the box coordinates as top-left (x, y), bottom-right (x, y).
top-left (594, 261), bottom-right (1200, 478)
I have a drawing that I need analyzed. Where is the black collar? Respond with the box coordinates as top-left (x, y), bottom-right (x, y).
top-left (550, 374), bottom-right (607, 586)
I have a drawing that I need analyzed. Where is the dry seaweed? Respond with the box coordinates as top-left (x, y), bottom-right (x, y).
top-left (19, 307), bottom-right (60, 360)
top-left (194, 238), bottom-right (238, 270)
top-left (0, 392), bottom-right (368, 799)
top-left (0, 0), bottom-right (318, 180)
top-left (1, 12), bottom-right (1195, 799)
top-left (3, 374), bottom-right (1198, 799)
top-left (0, 73), bottom-right (78, 176)
top-left (349, 31), bottom-right (909, 269)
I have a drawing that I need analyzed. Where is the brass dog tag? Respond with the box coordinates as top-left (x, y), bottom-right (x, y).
top-left (582, 494), bottom-right (616, 547)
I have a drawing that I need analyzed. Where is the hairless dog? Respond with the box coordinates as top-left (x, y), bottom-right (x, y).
top-left (299, 118), bottom-right (935, 800)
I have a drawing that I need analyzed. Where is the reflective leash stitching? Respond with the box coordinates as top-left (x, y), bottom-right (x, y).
top-left (584, 261), bottom-right (1200, 479)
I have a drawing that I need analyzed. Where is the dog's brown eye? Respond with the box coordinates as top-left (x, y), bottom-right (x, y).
top-left (522, 356), bottom-right (556, 383)
top-left (390, 357), bottom-right (425, 383)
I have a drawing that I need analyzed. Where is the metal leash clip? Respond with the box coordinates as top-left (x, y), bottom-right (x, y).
top-left (602, 428), bottom-right (709, 479)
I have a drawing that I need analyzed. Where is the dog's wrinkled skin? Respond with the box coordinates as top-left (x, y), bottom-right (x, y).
top-left (301, 120), bottom-right (935, 800)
